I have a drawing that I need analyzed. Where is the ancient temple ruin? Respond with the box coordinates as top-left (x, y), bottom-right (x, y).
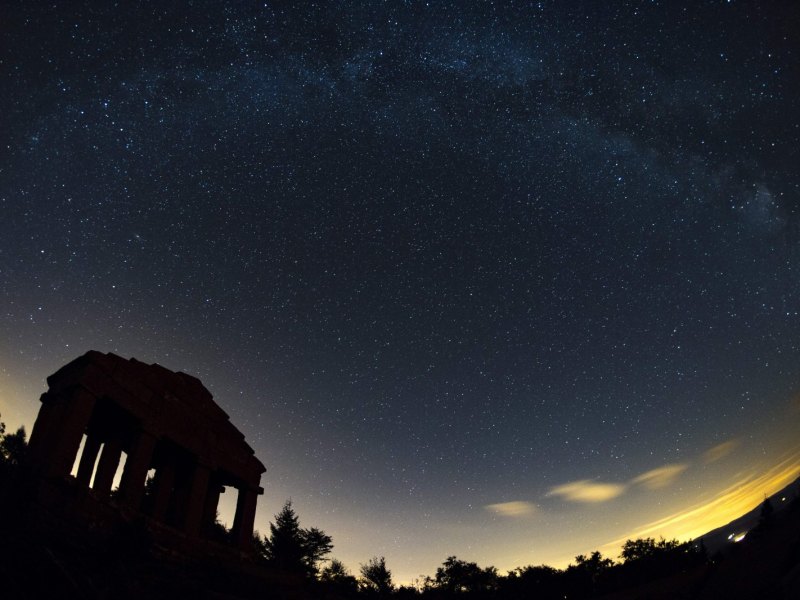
top-left (26, 351), bottom-right (265, 551)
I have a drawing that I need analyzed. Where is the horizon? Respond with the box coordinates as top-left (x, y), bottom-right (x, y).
top-left (4, 353), bottom-right (799, 583)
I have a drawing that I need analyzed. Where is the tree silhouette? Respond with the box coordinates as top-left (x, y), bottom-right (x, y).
top-left (0, 415), bottom-right (27, 484)
top-left (320, 558), bottom-right (359, 596)
top-left (360, 556), bottom-right (393, 596)
top-left (433, 555), bottom-right (499, 594)
top-left (504, 565), bottom-right (562, 599)
top-left (617, 537), bottom-right (705, 588)
top-left (573, 551), bottom-right (614, 574)
top-left (261, 500), bottom-right (307, 573)
top-left (204, 511), bottom-right (231, 544)
top-left (621, 537), bottom-right (665, 562)
top-left (758, 496), bottom-right (774, 528)
top-left (259, 500), bottom-right (332, 577)
top-left (302, 526), bottom-right (334, 574)
top-left (565, 551), bottom-right (614, 597)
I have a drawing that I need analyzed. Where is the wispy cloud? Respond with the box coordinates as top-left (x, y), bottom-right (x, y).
top-left (632, 464), bottom-right (688, 490)
top-left (547, 480), bottom-right (626, 503)
top-left (485, 501), bottom-right (537, 518)
top-left (600, 451), bottom-right (800, 556)
top-left (703, 440), bottom-right (739, 464)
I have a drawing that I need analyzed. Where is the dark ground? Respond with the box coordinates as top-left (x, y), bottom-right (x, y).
top-left (2, 471), bottom-right (800, 599)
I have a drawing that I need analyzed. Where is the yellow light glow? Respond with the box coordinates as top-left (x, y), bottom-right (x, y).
top-left (631, 463), bottom-right (688, 490)
top-left (547, 480), bottom-right (626, 503)
top-left (599, 451), bottom-right (800, 556)
top-left (484, 501), bottom-right (537, 518)
top-left (703, 439), bottom-right (740, 464)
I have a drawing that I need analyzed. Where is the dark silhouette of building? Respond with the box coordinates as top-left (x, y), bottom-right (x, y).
top-left (26, 350), bottom-right (265, 551)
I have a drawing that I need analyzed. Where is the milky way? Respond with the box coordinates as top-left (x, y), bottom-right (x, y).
top-left (2, 1), bottom-right (800, 581)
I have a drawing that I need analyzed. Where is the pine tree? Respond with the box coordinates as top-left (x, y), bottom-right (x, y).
top-left (758, 496), bottom-right (774, 528)
top-left (260, 500), bottom-right (332, 577)
top-left (262, 500), bottom-right (306, 573)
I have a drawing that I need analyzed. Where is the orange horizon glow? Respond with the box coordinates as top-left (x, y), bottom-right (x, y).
top-left (598, 449), bottom-right (800, 557)
top-left (5, 370), bottom-right (800, 586)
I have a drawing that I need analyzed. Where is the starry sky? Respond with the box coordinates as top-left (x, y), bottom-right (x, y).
top-left (2, 0), bottom-right (800, 584)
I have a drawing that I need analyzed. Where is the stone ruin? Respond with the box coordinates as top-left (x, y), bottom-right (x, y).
top-left (25, 350), bottom-right (266, 552)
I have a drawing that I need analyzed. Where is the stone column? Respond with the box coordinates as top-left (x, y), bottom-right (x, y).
top-left (93, 439), bottom-right (122, 497)
top-left (232, 486), bottom-right (259, 550)
top-left (118, 430), bottom-right (157, 510)
top-left (169, 471), bottom-right (192, 528)
top-left (31, 389), bottom-right (97, 478)
top-left (184, 463), bottom-right (211, 537)
top-left (202, 481), bottom-right (224, 534)
top-left (152, 461), bottom-right (176, 522)
top-left (26, 394), bottom-right (62, 466)
top-left (75, 433), bottom-right (103, 488)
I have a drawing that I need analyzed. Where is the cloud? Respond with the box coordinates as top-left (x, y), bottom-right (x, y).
top-left (485, 501), bottom-right (537, 518)
top-left (547, 480), bottom-right (626, 503)
top-left (632, 464), bottom-right (688, 490)
top-left (703, 440), bottom-right (739, 464)
top-left (600, 450), bottom-right (800, 556)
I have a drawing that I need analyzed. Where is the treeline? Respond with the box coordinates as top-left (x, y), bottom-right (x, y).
top-left (254, 500), bottom-right (708, 599)
top-left (0, 417), bottom-right (709, 599)
top-left (0, 414), bottom-right (27, 487)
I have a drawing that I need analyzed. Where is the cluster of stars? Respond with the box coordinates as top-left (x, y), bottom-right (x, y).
top-left (1, 0), bottom-right (799, 584)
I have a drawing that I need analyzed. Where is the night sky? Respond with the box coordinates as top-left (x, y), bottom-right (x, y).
top-left (2, 0), bottom-right (800, 583)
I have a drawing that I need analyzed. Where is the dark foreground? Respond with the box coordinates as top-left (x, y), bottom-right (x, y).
top-left (1, 473), bottom-right (800, 599)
